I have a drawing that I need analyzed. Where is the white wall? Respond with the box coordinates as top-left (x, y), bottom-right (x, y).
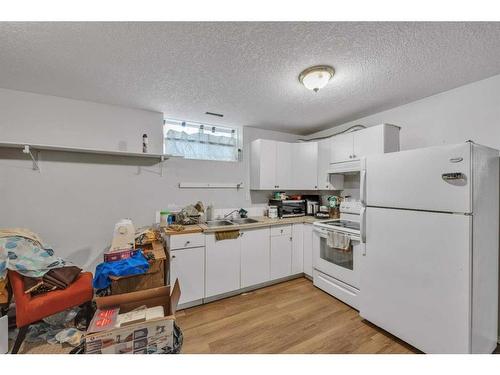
top-left (0, 88), bottom-right (298, 272)
top-left (307, 73), bottom-right (500, 152)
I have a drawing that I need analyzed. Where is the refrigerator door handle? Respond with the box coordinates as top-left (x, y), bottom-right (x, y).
top-left (360, 169), bottom-right (366, 205)
top-left (360, 206), bottom-right (366, 244)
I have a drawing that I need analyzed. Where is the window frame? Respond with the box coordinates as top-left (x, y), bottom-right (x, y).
top-left (163, 118), bottom-right (242, 162)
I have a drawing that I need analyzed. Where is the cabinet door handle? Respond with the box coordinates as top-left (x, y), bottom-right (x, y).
top-left (289, 237), bottom-right (292, 241)
top-left (240, 232), bottom-right (244, 237)
top-left (171, 255), bottom-right (176, 259)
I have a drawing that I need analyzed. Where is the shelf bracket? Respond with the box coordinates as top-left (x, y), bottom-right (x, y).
top-left (22, 145), bottom-right (40, 171)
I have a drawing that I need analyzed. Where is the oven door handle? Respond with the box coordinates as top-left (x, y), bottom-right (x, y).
top-left (360, 206), bottom-right (366, 244)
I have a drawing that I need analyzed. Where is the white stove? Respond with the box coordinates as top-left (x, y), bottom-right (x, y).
top-left (312, 199), bottom-right (364, 309)
top-left (313, 199), bottom-right (362, 235)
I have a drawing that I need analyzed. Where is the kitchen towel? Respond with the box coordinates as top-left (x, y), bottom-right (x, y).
top-left (215, 230), bottom-right (240, 241)
top-left (327, 231), bottom-right (351, 251)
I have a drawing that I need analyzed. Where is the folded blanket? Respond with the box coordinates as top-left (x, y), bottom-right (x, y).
top-left (93, 251), bottom-right (149, 289)
top-left (0, 228), bottom-right (67, 281)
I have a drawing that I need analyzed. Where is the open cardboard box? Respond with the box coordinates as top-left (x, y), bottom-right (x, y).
top-left (85, 279), bottom-right (180, 354)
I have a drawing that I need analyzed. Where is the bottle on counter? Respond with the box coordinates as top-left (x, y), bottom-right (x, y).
top-left (206, 204), bottom-right (214, 221)
top-left (160, 210), bottom-right (170, 227)
top-left (142, 133), bottom-right (148, 153)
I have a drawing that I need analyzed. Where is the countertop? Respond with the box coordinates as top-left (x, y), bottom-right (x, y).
top-left (162, 216), bottom-right (330, 235)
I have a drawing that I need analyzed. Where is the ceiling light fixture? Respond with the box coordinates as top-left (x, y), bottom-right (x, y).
top-left (298, 65), bottom-right (335, 92)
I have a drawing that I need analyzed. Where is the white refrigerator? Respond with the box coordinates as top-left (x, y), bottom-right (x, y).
top-left (359, 142), bottom-right (499, 353)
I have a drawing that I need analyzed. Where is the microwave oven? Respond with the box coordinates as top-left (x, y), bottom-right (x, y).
top-left (268, 199), bottom-right (306, 218)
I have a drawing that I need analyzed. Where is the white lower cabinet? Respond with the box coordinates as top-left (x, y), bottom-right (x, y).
top-left (170, 246), bottom-right (205, 305)
top-left (270, 226), bottom-right (293, 279)
top-left (205, 234), bottom-right (241, 298)
top-left (291, 224), bottom-right (304, 274)
top-left (240, 228), bottom-right (271, 288)
top-left (303, 223), bottom-right (313, 277)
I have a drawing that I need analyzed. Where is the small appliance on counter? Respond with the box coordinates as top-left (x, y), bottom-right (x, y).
top-left (268, 199), bottom-right (306, 218)
top-left (302, 194), bottom-right (320, 216)
top-left (268, 206), bottom-right (278, 219)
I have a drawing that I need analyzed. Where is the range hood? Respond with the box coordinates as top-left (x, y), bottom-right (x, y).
top-left (328, 159), bottom-right (361, 174)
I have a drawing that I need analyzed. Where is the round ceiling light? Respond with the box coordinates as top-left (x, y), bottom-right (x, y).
top-left (298, 65), bottom-right (335, 92)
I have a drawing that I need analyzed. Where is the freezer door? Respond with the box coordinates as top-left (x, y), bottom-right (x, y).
top-left (365, 143), bottom-right (472, 213)
top-left (360, 207), bottom-right (472, 353)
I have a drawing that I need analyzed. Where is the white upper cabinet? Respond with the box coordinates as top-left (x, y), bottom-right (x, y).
top-left (250, 139), bottom-right (277, 190)
top-left (291, 142), bottom-right (318, 190)
top-left (317, 138), bottom-right (344, 190)
top-left (330, 124), bottom-right (400, 164)
top-left (250, 124), bottom-right (399, 190)
top-left (330, 132), bottom-right (354, 163)
top-left (251, 139), bottom-right (318, 190)
top-left (275, 141), bottom-right (293, 189)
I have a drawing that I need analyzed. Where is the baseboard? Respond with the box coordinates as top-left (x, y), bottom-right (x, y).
top-left (179, 274), bottom-right (306, 309)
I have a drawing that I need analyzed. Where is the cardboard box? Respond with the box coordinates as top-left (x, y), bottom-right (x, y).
top-left (104, 248), bottom-right (140, 262)
top-left (110, 241), bottom-right (167, 295)
top-left (85, 279), bottom-right (180, 354)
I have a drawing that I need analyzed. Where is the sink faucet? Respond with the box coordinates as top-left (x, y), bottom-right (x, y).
top-left (223, 208), bottom-right (248, 220)
top-left (223, 209), bottom-right (240, 220)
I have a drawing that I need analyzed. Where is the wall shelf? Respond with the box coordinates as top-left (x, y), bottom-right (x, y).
top-left (178, 182), bottom-right (244, 189)
top-left (0, 141), bottom-right (171, 159)
top-left (0, 141), bottom-right (178, 173)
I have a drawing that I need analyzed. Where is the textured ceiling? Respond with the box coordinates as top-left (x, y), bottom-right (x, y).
top-left (1, 22), bottom-right (500, 135)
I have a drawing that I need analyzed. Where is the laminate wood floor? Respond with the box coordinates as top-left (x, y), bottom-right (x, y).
top-left (175, 277), bottom-right (420, 354)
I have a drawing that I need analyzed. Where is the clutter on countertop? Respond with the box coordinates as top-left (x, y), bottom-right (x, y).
top-left (163, 224), bottom-right (204, 235)
top-left (85, 281), bottom-right (181, 354)
top-left (135, 226), bottom-right (161, 246)
top-left (175, 201), bottom-right (205, 225)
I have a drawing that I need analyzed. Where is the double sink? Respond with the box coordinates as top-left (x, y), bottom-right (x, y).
top-left (205, 218), bottom-right (259, 227)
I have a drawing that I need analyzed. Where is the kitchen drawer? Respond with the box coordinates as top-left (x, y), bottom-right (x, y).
top-left (270, 225), bottom-right (292, 237)
top-left (313, 269), bottom-right (359, 309)
top-left (167, 233), bottom-right (205, 250)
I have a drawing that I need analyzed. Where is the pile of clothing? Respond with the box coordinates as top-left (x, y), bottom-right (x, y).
top-left (0, 228), bottom-right (82, 296)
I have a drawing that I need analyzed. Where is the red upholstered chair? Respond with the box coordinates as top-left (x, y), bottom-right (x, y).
top-left (8, 270), bottom-right (94, 354)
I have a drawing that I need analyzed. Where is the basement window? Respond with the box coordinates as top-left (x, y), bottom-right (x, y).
top-left (163, 118), bottom-right (241, 162)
